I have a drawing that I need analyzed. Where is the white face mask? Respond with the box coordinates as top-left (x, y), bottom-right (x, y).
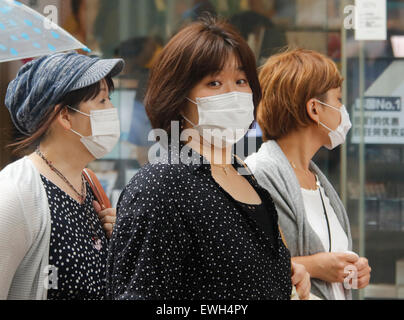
top-left (315, 99), bottom-right (352, 150)
top-left (183, 92), bottom-right (255, 148)
top-left (68, 107), bottom-right (121, 159)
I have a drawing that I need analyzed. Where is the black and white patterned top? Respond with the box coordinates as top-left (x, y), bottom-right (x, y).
top-left (41, 175), bottom-right (109, 300)
top-left (106, 143), bottom-right (292, 300)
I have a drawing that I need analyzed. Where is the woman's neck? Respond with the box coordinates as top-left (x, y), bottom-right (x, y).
top-left (186, 137), bottom-right (233, 166)
top-left (30, 137), bottom-right (92, 180)
top-left (276, 128), bottom-right (322, 171)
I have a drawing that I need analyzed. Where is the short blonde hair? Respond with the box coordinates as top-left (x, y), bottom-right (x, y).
top-left (257, 48), bottom-right (343, 141)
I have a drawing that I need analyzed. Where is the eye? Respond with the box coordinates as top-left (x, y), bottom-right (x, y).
top-left (208, 81), bottom-right (221, 87)
top-left (237, 79), bottom-right (248, 85)
top-left (100, 95), bottom-right (112, 103)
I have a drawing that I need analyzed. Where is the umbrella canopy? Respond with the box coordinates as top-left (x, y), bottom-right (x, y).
top-left (0, 0), bottom-right (90, 63)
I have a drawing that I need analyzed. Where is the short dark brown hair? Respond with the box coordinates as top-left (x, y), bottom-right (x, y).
top-left (144, 16), bottom-right (262, 136)
top-left (257, 48), bottom-right (343, 141)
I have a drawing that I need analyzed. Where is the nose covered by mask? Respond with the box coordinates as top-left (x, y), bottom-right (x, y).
top-left (316, 99), bottom-right (352, 150)
top-left (183, 92), bottom-right (255, 148)
top-left (69, 107), bottom-right (121, 159)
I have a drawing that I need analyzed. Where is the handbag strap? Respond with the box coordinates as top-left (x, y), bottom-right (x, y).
top-left (82, 168), bottom-right (111, 210)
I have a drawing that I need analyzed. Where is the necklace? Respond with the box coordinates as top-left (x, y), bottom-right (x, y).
top-left (291, 158), bottom-right (332, 250)
top-left (36, 148), bottom-right (86, 203)
top-left (83, 200), bottom-right (103, 251)
top-left (211, 163), bottom-right (232, 175)
top-left (290, 160), bottom-right (318, 190)
top-left (36, 148), bottom-right (103, 251)
top-left (290, 161), bottom-right (312, 176)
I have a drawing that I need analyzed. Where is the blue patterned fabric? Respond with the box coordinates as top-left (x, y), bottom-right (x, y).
top-left (5, 52), bottom-right (123, 135)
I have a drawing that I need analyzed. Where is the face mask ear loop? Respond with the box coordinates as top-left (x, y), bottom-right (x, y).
top-left (186, 97), bottom-right (198, 105)
top-left (70, 128), bottom-right (84, 139)
top-left (67, 105), bottom-right (90, 117)
top-left (314, 99), bottom-right (340, 112)
top-left (318, 121), bottom-right (333, 132)
top-left (183, 98), bottom-right (199, 127)
top-left (182, 114), bottom-right (197, 128)
top-left (314, 100), bottom-right (338, 132)
top-left (67, 105), bottom-right (90, 138)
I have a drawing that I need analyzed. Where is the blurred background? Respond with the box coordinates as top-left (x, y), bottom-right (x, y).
top-left (2, 0), bottom-right (404, 300)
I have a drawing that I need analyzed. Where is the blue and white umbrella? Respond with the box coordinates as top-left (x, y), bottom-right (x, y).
top-left (0, 0), bottom-right (90, 63)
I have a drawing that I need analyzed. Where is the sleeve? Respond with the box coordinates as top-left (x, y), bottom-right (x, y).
top-left (106, 179), bottom-right (192, 300)
top-left (0, 181), bottom-right (31, 300)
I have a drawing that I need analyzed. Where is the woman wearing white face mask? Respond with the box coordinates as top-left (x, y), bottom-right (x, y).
top-left (245, 48), bottom-right (371, 300)
top-left (0, 52), bottom-right (124, 300)
top-left (107, 17), bottom-right (311, 300)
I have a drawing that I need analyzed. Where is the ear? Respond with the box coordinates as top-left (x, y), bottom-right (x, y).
top-left (55, 105), bottom-right (73, 131)
top-left (306, 98), bottom-right (320, 124)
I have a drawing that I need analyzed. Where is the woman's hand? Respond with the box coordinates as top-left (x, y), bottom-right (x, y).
top-left (93, 201), bottom-right (116, 239)
top-left (353, 257), bottom-right (371, 289)
top-left (312, 252), bottom-right (359, 283)
top-left (291, 262), bottom-right (311, 300)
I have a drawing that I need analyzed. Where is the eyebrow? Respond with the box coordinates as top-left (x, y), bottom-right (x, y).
top-left (210, 66), bottom-right (245, 76)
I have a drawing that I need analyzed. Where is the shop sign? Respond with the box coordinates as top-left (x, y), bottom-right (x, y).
top-left (351, 96), bottom-right (404, 144)
top-left (355, 0), bottom-right (387, 41)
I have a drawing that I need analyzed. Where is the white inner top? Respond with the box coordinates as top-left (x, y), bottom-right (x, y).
top-left (301, 177), bottom-right (348, 300)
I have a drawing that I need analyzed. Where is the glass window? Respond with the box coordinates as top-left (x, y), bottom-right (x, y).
top-left (343, 0), bottom-right (404, 300)
top-left (78, 0), bottom-right (345, 207)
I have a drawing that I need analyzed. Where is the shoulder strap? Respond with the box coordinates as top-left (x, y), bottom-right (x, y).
top-left (82, 168), bottom-right (111, 210)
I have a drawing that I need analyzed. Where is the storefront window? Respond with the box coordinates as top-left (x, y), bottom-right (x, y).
top-left (342, 0), bottom-right (404, 300)
top-left (79, 0), bottom-right (346, 208)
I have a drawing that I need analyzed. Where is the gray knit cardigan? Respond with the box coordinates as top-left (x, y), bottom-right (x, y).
top-left (245, 140), bottom-right (353, 300)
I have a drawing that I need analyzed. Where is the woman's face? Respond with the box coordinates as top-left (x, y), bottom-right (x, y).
top-left (69, 79), bottom-right (115, 138)
top-left (182, 53), bottom-right (253, 128)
